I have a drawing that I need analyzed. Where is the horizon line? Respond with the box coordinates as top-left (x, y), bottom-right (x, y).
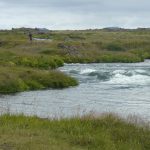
top-left (1, 26), bottom-right (150, 31)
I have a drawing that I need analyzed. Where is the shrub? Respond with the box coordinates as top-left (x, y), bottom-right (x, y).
top-left (104, 43), bottom-right (125, 51)
top-left (14, 56), bottom-right (64, 69)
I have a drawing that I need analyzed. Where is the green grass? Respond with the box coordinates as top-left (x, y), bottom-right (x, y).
top-left (1, 28), bottom-right (150, 93)
top-left (1, 29), bottom-right (150, 63)
top-left (0, 66), bottom-right (78, 94)
top-left (0, 29), bottom-right (149, 149)
top-left (0, 114), bottom-right (149, 150)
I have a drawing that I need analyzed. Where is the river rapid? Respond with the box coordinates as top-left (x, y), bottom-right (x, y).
top-left (0, 60), bottom-right (150, 120)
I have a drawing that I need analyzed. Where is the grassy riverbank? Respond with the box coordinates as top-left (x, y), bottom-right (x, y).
top-left (1, 28), bottom-right (150, 93)
top-left (0, 114), bottom-right (149, 150)
top-left (1, 28), bottom-right (150, 64)
top-left (0, 66), bottom-right (78, 94)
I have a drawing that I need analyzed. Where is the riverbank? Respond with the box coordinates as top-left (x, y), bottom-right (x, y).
top-left (1, 28), bottom-right (150, 94)
top-left (0, 66), bottom-right (78, 94)
top-left (0, 114), bottom-right (149, 150)
top-left (0, 52), bottom-right (78, 94)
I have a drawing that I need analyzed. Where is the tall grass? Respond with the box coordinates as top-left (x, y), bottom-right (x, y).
top-left (0, 114), bottom-right (149, 150)
top-left (0, 66), bottom-right (78, 94)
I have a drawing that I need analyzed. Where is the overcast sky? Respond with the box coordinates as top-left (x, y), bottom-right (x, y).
top-left (0, 0), bottom-right (150, 29)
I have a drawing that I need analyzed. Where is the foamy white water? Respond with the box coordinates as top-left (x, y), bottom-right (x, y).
top-left (0, 60), bottom-right (150, 120)
top-left (107, 74), bottom-right (150, 85)
top-left (80, 69), bottom-right (96, 74)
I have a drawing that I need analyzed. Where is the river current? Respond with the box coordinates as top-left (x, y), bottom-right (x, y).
top-left (0, 60), bottom-right (150, 119)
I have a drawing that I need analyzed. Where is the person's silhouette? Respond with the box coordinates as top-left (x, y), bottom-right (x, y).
top-left (29, 32), bottom-right (33, 42)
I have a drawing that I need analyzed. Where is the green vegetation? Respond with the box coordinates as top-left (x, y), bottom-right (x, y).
top-left (0, 53), bottom-right (78, 94)
top-left (0, 66), bottom-right (77, 94)
top-left (1, 28), bottom-right (150, 93)
top-left (1, 28), bottom-right (150, 63)
top-left (0, 114), bottom-right (149, 150)
top-left (0, 29), bottom-right (149, 149)
top-left (14, 55), bottom-right (64, 69)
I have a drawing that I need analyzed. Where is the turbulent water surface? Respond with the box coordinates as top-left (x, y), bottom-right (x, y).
top-left (0, 60), bottom-right (150, 119)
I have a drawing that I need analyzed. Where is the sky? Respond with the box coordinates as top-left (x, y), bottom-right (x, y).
top-left (0, 0), bottom-right (150, 30)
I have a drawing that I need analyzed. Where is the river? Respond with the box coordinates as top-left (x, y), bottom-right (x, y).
top-left (0, 60), bottom-right (150, 120)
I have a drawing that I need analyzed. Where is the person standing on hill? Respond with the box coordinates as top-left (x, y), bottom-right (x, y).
top-left (28, 32), bottom-right (33, 43)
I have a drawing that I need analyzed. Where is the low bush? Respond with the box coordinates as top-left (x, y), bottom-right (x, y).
top-left (104, 42), bottom-right (125, 51)
top-left (14, 56), bottom-right (64, 69)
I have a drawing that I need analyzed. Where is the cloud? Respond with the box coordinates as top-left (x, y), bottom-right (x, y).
top-left (1, 0), bottom-right (150, 29)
